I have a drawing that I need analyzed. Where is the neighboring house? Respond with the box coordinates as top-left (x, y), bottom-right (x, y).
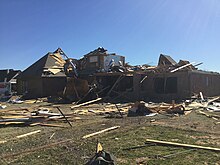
top-left (78, 47), bottom-right (125, 75)
top-left (0, 69), bottom-right (20, 96)
top-left (17, 48), bottom-right (67, 98)
top-left (133, 54), bottom-right (220, 102)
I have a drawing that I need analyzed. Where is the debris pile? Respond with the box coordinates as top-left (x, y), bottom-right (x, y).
top-left (72, 100), bottom-right (130, 117)
top-left (128, 101), bottom-right (154, 117)
top-left (128, 101), bottom-right (187, 117)
top-left (0, 107), bottom-right (75, 128)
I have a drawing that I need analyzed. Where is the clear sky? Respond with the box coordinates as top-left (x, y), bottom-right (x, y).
top-left (0, 0), bottom-right (220, 71)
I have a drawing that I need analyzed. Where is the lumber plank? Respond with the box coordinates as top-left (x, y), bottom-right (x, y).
top-left (170, 62), bottom-right (195, 73)
top-left (0, 130), bottom-right (41, 145)
top-left (146, 139), bottom-right (220, 152)
top-left (82, 126), bottom-right (120, 139)
top-left (16, 130), bottom-right (41, 138)
top-left (107, 75), bottom-right (124, 96)
top-left (0, 140), bottom-right (7, 144)
top-left (0, 108), bottom-right (30, 113)
top-left (71, 98), bottom-right (102, 109)
top-left (30, 123), bottom-right (67, 128)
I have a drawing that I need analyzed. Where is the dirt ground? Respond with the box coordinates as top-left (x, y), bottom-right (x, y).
top-left (0, 101), bottom-right (220, 165)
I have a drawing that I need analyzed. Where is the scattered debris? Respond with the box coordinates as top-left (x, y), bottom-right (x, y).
top-left (197, 110), bottom-right (220, 120)
top-left (128, 101), bottom-right (186, 117)
top-left (9, 98), bottom-right (24, 104)
top-left (128, 101), bottom-right (154, 117)
top-left (0, 106), bottom-right (74, 127)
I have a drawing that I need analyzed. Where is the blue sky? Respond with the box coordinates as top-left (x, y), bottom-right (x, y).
top-left (0, 0), bottom-right (220, 71)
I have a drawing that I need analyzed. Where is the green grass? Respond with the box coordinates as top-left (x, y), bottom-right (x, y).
top-left (0, 106), bottom-right (219, 164)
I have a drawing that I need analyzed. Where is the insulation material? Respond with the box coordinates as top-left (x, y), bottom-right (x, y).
top-left (50, 53), bottom-right (66, 66)
top-left (47, 68), bottom-right (62, 75)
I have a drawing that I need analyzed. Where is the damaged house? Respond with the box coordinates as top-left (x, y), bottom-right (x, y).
top-left (17, 49), bottom-right (67, 98)
top-left (134, 54), bottom-right (220, 102)
top-left (17, 47), bottom-right (220, 102)
top-left (16, 47), bottom-right (130, 100)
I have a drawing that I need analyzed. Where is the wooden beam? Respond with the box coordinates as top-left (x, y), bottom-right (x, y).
top-left (82, 126), bottom-right (120, 139)
top-left (16, 130), bottom-right (41, 138)
top-left (140, 75), bottom-right (148, 84)
top-left (0, 108), bottom-right (30, 113)
top-left (71, 98), bottom-right (102, 109)
top-left (146, 139), bottom-right (220, 152)
top-left (170, 62), bottom-right (195, 73)
top-left (115, 104), bottom-right (123, 118)
top-left (30, 123), bottom-right (67, 128)
top-left (0, 130), bottom-right (41, 144)
top-left (107, 75), bottom-right (124, 96)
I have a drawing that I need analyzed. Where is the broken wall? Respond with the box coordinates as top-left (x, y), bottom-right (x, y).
top-left (81, 54), bottom-right (125, 73)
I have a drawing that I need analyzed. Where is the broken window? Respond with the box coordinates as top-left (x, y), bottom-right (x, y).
top-left (154, 77), bottom-right (177, 94)
top-left (154, 78), bottom-right (165, 94)
top-left (165, 77), bottom-right (177, 93)
top-left (89, 56), bottom-right (98, 62)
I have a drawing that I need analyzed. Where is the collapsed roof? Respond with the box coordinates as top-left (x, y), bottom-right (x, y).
top-left (85, 47), bottom-right (108, 56)
top-left (18, 48), bottom-right (67, 79)
top-left (158, 54), bottom-right (177, 66)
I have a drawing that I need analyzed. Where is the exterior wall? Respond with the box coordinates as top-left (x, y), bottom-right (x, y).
top-left (17, 77), bottom-right (66, 98)
top-left (189, 71), bottom-right (220, 97)
top-left (133, 71), bottom-right (190, 102)
top-left (134, 70), bottom-right (220, 102)
top-left (42, 77), bottom-right (67, 97)
top-left (16, 79), bottom-right (23, 95)
top-left (17, 78), bottom-right (43, 98)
